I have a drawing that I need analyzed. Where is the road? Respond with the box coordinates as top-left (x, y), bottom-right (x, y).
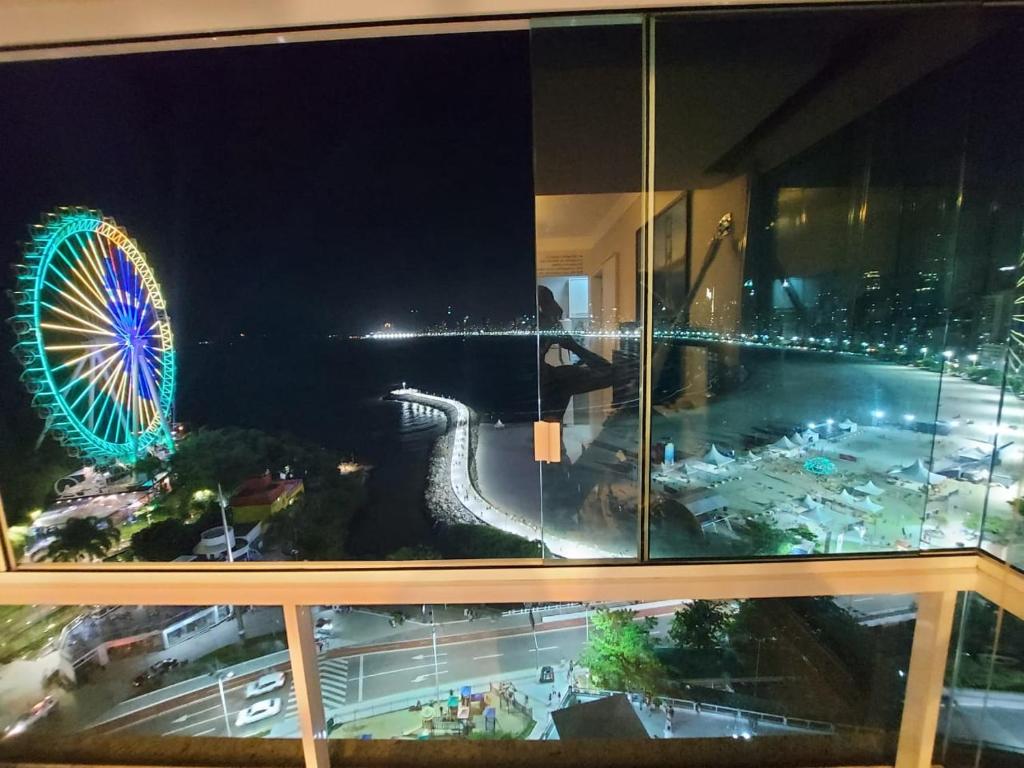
top-left (100, 614), bottom-right (666, 738)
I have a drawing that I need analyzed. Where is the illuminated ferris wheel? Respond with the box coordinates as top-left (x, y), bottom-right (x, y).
top-left (9, 207), bottom-right (176, 465)
top-left (1013, 251), bottom-right (1024, 374)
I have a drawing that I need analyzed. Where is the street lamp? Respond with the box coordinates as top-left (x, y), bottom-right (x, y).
top-left (217, 484), bottom-right (246, 639)
top-left (430, 613), bottom-right (441, 705)
top-left (214, 671), bottom-right (235, 736)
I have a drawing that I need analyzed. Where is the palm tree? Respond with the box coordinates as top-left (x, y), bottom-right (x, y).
top-left (45, 517), bottom-right (120, 562)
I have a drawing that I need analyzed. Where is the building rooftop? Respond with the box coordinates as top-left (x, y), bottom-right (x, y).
top-left (230, 475), bottom-right (304, 508)
top-left (551, 694), bottom-right (650, 741)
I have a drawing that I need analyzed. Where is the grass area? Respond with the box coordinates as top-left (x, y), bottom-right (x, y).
top-left (194, 634), bottom-right (288, 671)
top-left (0, 605), bottom-right (83, 664)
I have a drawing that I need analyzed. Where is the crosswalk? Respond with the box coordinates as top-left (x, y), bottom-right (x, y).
top-left (285, 657), bottom-right (350, 717)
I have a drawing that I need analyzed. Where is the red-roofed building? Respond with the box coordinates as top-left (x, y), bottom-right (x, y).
top-left (229, 475), bottom-right (304, 523)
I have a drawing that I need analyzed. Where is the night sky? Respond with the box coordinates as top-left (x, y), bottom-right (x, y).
top-left (0, 31), bottom-right (536, 343)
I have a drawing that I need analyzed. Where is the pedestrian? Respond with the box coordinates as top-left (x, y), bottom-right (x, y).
top-left (524, 694), bottom-right (529, 706)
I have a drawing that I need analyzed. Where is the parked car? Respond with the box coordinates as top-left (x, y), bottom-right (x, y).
top-left (3, 696), bottom-right (57, 739)
top-left (236, 698), bottom-right (282, 727)
top-left (315, 617), bottom-right (333, 630)
top-left (149, 658), bottom-right (180, 674)
top-left (132, 671), bottom-right (157, 688)
top-left (539, 665), bottom-right (555, 683)
top-left (245, 672), bottom-right (287, 698)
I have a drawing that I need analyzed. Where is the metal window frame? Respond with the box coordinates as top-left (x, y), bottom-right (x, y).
top-left (1, 5), bottom-right (1023, 768)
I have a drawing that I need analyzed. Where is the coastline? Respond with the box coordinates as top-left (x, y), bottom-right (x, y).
top-left (389, 388), bottom-right (625, 559)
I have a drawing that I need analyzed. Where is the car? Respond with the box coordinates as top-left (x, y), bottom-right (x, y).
top-left (132, 671), bottom-right (157, 688)
top-left (3, 697), bottom-right (57, 739)
top-left (149, 658), bottom-right (180, 674)
top-left (236, 697), bottom-right (282, 727)
top-left (315, 617), bottom-right (333, 630)
top-left (314, 627), bottom-right (331, 640)
top-left (245, 672), bottom-right (287, 698)
top-left (539, 665), bottom-right (555, 683)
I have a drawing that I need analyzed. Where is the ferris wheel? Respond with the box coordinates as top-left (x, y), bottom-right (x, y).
top-left (9, 207), bottom-right (176, 466)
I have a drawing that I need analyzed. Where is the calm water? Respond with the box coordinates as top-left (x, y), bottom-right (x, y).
top-left (177, 337), bottom-right (537, 555)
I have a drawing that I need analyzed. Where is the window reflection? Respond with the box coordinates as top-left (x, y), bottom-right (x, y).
top-left (650, 8), bottom-right (1024, 560)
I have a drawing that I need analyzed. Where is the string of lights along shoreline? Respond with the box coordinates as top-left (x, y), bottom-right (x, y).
top-left (9, 207), bottom-right (176, 466)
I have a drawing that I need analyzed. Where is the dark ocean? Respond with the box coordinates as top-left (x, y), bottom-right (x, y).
top-left (175, 336), bottom-right (538, 555)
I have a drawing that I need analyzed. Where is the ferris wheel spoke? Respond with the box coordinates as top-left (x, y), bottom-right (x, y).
top-left (75, 232), bottom-right (131, 332)
top-left (49, 341), bottom-right (121, 372)
top-left (40, 321), bottom-right (118, 338)
top-left (43, 269), bottom-right (114, 330)
top-left (40, 300), bottom-right (116, 337)
top-left (56, 238), bottom-right (115, 323)
top-left (78, 359), bottom-right (126, 438)
top-left (106, 367), bottom-right (133, 444)
top-left (62, 347), bottom-right (123, 399)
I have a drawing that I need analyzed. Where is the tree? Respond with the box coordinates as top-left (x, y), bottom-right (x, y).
top-left (438, 523), bottom-right (543, 558)
top-left (669, 600), bottom-right (734, 651)
top-left (131, 518), bottom-right (200, 561)
top-left (740, 518), bottom-right (817, 555)
top-left (46, 517), bottom-right (120, 562)
top-left (386, 545), bottom-right (442, 560)
top-left (579, 608), bottom-right (665, 692)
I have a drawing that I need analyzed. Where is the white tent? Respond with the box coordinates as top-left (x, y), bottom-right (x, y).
top-left (745, 451), bottom-right (763, 463)
top-left (703, 444), bottom-right (735, 467)
top-left (790, 432), bottom-right (807, 446)
top-left (802, 494), bottom-right (823, 510)
top-left (854, 496), bottom-right (884, 514)
top-left (801, 429), bottom-right (820, 444)
top-left (838, 489), bottom-right (860, 506)
top-left (770, 436), bottom-right (797, 451)
top-left (889, 459), bottom-right (945, 485)
top-left (838, 418), bottom-right (858, 432)
top-left (957, 445), bottom-right (992, 462)
top-left (854, 480), bottom-right (884, 496)
top-left (806, 505), bottom-right (858, 530)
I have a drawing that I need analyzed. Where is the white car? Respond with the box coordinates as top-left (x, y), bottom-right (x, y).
top-left (245, 672), bottom-right (287, 698)
top-left (3, 696), bottom-right (57, 739)
top-left (235, 698), bottom-right (282, 727)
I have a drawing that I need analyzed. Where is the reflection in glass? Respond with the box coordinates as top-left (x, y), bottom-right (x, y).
top-left (0, 603), bottom-right (293, 753)
top-left (308, 595), bottom-right (911, 756)
top-left (650, 9), bottom-right (1024, 560)
top-left (531, 20), bottom-right (645, 558)
top-left (939, 593), bottom-right (1024, 765)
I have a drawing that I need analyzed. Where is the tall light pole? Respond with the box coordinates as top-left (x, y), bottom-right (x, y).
top-left (218, 484), bottom-right (246, 639)
top-left (214, 670), bottom-right (235, 736)
top-left (431, 619), bottom-right (441, 705)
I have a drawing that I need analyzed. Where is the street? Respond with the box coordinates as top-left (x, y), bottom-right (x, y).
top-left (98, 614), bottom-right (645, 738)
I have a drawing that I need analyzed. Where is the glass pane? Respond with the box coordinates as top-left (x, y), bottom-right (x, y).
top-left (531, 18), bottom-right (644, 559)
top-left (0, 31), bottom-right (543, 564)
top-left (939, 593), bottom-right (1024, 766)
top-left (307, 595), bottom-right (912, 765)
top-left (0, 604), bottom-right (299, 764)
top-left (649, 6), bottom-right (1024, 559)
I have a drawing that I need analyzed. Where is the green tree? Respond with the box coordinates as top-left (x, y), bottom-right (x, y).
top-left (131, 518), bottom-right (200, 561)
top-left (437, 523), bottom-right (543, 558)
top-left (740, 519), bottom-right (816, 555)
top-left (669, 600), bottom-right (734, 651)
top-left (45, 517), bottom-right (120, 562)
top-left (579, 608), bottom-right (665, 692)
